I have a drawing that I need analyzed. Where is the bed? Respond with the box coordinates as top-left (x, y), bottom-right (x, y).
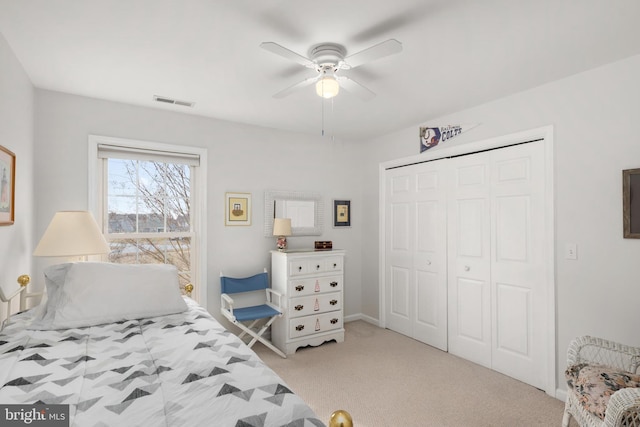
top-left (0, 262), bottom-right (325, 426)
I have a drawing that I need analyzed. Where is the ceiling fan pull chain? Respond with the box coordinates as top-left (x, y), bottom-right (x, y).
top-left (330, 97), bottom-right (335, 142)
top-left (321, 90), bottom-right (325, 136)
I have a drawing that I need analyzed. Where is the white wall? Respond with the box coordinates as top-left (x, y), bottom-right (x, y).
top-left (361, 53), bottom-right (640, 390)
top-left (33, 90), bottom-right (364, 324)
top-left (0, 33), bottom-right (34, 321)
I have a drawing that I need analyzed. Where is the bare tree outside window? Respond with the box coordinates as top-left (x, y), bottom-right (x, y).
top-left (106, 159), bottom-right (193, 290)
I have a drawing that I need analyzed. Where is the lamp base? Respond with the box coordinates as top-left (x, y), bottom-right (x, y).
top-left (276, 236), bottom-right (287, 251)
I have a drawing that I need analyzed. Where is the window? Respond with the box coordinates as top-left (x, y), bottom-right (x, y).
top-left (89, 136), bottom-right (207, 307)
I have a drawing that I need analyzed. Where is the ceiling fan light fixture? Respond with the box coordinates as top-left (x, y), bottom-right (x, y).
top-left (315, 76), bottom-right (340, 99)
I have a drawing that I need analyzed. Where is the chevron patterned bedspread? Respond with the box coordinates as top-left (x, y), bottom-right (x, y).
top-left (0, 298), bottom-right (324, 427)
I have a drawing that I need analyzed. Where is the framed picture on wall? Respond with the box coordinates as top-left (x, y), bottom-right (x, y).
top-left (333, 200), bottom-right (351, 227)
top-left (623, 168), bottom-right (640, 238)
top-left (225, 192), bottom-right (251, 226)
top-left (0, 145), bottom-right (15, 226)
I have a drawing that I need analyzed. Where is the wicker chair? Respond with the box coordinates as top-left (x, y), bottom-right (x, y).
top-left (563, 336), bottom-right (640, 427)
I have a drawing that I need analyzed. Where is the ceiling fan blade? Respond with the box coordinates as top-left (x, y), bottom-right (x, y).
top-left (343, 39), bottom-right (403, 69)
top-left (260, 42), bottom-right (315, 68)
top-left (336, 76), bottom-right (376, 101)
top-left (273, 75), bottom-right (319, 98)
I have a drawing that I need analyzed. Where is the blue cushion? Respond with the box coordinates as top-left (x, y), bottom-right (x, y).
top-left (233, 304), bottom-right (281, 322)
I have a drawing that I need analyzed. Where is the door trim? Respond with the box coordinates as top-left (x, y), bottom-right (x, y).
top-left (378, 125), bottom-right (555, 395)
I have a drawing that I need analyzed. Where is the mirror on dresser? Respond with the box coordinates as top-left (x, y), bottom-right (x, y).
top-left (264, 190), bottom-right (323, 236)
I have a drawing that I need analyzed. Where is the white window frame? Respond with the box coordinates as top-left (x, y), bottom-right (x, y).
top-left (88, 135), bottom-right (208, 309)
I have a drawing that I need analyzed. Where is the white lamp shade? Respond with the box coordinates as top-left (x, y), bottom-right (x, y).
top-left (33, 211), bottom-right (110, 257)
top-left (273, 218), bottom-right (292, 237)
top-left (315, 77), bottom-right (340, 99)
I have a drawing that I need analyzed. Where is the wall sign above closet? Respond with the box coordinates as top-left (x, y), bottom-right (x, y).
top-left (419, 123), bottom-right (480, 152)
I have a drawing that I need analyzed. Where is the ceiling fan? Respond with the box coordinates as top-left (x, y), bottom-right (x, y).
top-left (260, 39), bottom-right (402, 101)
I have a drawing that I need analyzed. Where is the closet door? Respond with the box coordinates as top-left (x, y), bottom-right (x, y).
top-left (490, 142), bottom-right (546, 390)
top-left (385, 161), bottom-right (448, 350)
top-left (447, 142), bottom-right (547, 388)
top-left (447, 151), bottom-right (492, 368)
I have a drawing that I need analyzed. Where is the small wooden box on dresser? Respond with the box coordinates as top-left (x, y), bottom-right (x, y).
top-left (270, 249), bottom-right (346, 355)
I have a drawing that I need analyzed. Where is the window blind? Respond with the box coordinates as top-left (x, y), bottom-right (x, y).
top-left (97, 143), bottom-right (200, 166)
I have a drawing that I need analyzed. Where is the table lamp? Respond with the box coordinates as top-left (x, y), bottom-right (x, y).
top-left (33, 211), bottom-right (110, 260)
top-left (272, 217), bottom-right (292, 251)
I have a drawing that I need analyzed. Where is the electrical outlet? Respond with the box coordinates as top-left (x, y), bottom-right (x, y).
top-left (565, 243), bottom-right (577, 260)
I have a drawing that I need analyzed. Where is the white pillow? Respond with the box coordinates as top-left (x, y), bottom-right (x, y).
top-left (30, 262), bottom-right (188, 330)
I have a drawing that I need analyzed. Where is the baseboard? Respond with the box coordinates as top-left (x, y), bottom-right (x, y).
top-left (344, 313), bottom-right (380, 326)
top-left (555, 388), bottom-right (567, 402)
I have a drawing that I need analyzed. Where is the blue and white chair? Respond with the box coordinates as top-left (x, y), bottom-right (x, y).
top-left (220, 270), bottom-right (286, 358)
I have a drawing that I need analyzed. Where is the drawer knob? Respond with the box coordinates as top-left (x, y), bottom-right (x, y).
top-left (295, 285), bottom-right (304, 292)
top-left (330, 281), bottom-right (338, 287)
top-left (330, 299), bottom-right (338, 305)
top-left (330, 318), bottom-right (339, 324)
top-left (295, 325), bottom-right (305, 331)
top-left (316, 264), bottom-right (321, 270)
top-left (298, 266), bottom-right (303, 271)
top-left (295, 305), bottom-right (304, 311)
top-left (333, 263), bottom-right (337, 268)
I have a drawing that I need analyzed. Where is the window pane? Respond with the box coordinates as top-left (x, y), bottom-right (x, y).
top-left (105, 155), bottom-right (193, 295)
top-left (107, 211), bottom-right (137, 233)
top-left (107, 159), bottom-right (137, 196)
top-left (108, 237), bottom-right (191, 287)
top-left (165, 237), bottom-right (191, 272)
top-left (138, 213), bottom-right (165, 233)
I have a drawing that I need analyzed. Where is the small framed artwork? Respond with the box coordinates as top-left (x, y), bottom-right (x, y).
top-left (0, 145), bottom-right (15, 226)
top-left (623, 168), bottom-right (640, 238)
top-left (333, 200), bottom-right (351, 227)
top-left (225, 192), bottom-right (251, 226)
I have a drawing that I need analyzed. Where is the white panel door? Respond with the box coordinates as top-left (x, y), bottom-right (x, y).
top-left (414, 166), bottom-right (448, 350)
top-left (490, 142), bottom-right (547, 390)
top-left (385, 161), bottom-right (448, 350)
top-left (447, 151), bottom-right (492, 368)
top-left (385, 171), bottom-right (413, 338)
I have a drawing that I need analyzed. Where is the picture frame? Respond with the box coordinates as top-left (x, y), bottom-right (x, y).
top-left (225, 192), bottom-right (251, 226)
top-left (0, 145), bottom-right (15, 226)
top-left (623, 168), bottom-right (640, 238)
top-left (333, 200), bottom-right (351, 227)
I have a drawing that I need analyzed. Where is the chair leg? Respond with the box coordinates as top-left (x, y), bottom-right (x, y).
top-left (237, 316), bottom-right (287, 359)
top-left (247, 318), bottom-right (274, 348)
top-left (253, 335), bottom-right (287, 359)
top-left (237, 319), bottom-right (260, 340)
top-left (562, 410), bottom-right (571, 427)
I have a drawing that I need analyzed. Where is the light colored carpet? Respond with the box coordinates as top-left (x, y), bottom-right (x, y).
top-left (254, 320), bottom-right (565, 427)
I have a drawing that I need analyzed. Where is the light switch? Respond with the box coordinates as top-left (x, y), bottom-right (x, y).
top-left (565, 243), bottom-right (577, 260)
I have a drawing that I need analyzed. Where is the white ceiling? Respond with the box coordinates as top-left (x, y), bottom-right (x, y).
top-left (1, 0), bottom-right (640, 141)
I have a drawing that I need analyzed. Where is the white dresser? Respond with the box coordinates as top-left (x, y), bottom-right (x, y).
top-left (271, 249), bottom-right (345, 355)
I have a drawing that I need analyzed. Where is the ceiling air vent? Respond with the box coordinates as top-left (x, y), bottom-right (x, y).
top-left (153, 95), bottom-right (194, 108)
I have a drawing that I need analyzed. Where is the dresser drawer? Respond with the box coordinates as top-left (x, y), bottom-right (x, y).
top-left (288, 256), bottom-right (344, 276)
top-left (323, 256), bottom-right (343, 272)
top-left (289, 311), bottom-right (344, 339)
top-left (289, 275), bottom-right (342, 296)
top-left (289, 293), bottom-right (341, 319)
